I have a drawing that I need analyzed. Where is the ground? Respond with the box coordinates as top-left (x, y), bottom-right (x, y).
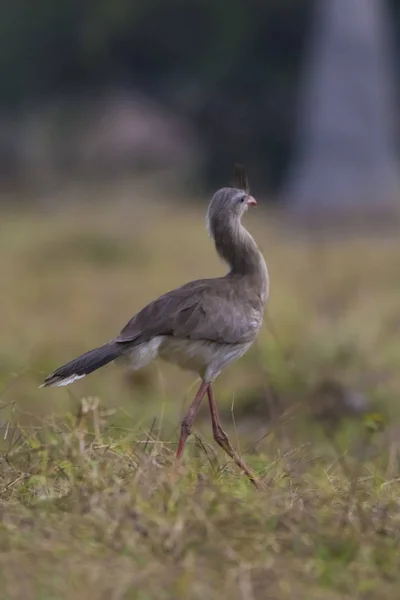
top-left (0, 179), bottom-right (399, 599)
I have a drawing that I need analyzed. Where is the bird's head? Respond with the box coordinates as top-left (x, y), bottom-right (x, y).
top-left (206, 187), bottom-right (257, 234)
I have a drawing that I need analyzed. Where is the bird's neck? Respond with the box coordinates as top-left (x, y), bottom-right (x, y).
top-left (212, 217), bottom-right (268, 284)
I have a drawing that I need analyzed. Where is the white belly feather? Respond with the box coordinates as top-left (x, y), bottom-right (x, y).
top-left (125, 335), bottom-right (252, 381)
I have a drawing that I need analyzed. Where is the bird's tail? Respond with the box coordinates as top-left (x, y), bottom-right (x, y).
top-left (40, 342), bottom-right (122, 388)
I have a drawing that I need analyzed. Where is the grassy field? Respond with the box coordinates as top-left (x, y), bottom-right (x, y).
top-left (0, 179), bottom-right (400, 599)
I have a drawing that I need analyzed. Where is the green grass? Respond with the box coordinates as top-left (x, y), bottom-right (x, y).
top-left (1, 412), bottom-right (399, 600)
top-left (0, 179), bottom-right (400, 598)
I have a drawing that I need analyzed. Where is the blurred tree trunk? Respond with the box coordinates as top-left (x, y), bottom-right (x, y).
top-left (283, 0), bottom-right (399, 225)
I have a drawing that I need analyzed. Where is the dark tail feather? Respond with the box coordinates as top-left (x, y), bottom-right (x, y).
top-left (40, 343), bottom-right (122, 388)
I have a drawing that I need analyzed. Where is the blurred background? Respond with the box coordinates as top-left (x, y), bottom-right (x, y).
top-left (1, 0), bottom-right (400, 206)
top-left (1, 0), bottom-right (400, 452)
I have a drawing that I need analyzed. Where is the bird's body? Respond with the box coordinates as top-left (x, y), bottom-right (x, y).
top-left (41, 185), bottom-right (269, 487)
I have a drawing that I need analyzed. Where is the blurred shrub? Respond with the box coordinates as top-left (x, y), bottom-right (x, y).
top-left (0, 0), bottom-right (312, 191)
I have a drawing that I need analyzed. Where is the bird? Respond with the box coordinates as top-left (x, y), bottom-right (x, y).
top-left (41, 177), bottom-right (269, 487)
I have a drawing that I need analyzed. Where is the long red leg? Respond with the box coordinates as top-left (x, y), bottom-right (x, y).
top-left (207, 384), bottom-right (260, 489)
top-left (176, 380), bottom-right (209, 459)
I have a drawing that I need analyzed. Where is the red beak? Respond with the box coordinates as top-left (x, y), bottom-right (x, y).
top-left (247, 196), bottom-right (257, 207)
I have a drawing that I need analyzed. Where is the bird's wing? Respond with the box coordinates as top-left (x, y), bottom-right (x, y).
top-left (114, 279), bottom-right (262, 347)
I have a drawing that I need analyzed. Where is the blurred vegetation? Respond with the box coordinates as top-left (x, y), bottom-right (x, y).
top-left (0, 1), bottom-right (309, 190)
top-left (8, 0), bottom-right (398, 192)
top-left (2, 0), bottom-right (400, 193)
top-left (1, 179), bottom-right (399, 427)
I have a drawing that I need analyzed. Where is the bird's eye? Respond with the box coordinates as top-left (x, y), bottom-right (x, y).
top-left (240, 195), bottom-right (246, 203)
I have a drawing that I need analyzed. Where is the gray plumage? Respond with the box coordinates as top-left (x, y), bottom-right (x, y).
top-left (41, 187), bottom-right (269, 388)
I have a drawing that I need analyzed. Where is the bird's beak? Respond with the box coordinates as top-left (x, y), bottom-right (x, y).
top-left (247, 196), bottom-right (257, 207)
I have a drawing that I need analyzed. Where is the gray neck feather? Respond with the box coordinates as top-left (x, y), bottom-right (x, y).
top-left (209, 213), bottom-right (267, 280)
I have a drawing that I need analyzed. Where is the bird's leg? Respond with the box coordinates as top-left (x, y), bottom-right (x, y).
top-left (176, 380), bottom-right (209, 459)
top-left (207, 384), bottom-right (260, 489)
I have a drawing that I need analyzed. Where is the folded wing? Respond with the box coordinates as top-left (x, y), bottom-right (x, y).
top-left (114, 278), bottom-right (261, 348)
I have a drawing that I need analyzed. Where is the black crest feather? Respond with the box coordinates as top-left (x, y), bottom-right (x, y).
top-left (233, 163), bottom-right (250, 194)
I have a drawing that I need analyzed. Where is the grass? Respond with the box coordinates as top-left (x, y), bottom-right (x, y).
top-left (0, 178), bottom-right (400, 598)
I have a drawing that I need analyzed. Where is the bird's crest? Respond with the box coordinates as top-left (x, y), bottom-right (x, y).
top-left (233, 163), bottom-right (250, 194)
